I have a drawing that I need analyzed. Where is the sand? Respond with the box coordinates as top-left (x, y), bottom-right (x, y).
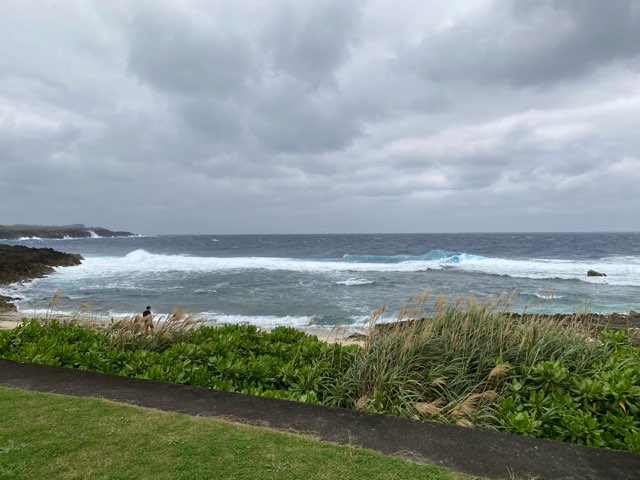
top-left (0, 312), bottom-right (22, 330)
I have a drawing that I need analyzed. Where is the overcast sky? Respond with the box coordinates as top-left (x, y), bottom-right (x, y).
top-left (1, 0), bottom-right (639, 234)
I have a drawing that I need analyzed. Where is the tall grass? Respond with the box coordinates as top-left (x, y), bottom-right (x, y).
top-left (108, 309), bottom-right (204, 351)
top-left (327, 295), bottom-right (599, 429)
top-left (6, 291), bottom-right (637, 450)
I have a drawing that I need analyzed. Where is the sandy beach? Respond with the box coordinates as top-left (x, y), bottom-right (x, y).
top-left (0, 317), bottom-right (21, 330)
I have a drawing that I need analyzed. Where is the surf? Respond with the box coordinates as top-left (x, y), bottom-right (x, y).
top-left (40, 248), bottom-right (640, 287)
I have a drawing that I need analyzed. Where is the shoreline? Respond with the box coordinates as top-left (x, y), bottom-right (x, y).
top-left (0, 311), bottom-right (368, 345)
top-left (3, 307), bottom-right (640, 346)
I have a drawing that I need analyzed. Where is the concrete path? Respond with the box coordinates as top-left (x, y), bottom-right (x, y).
top-left (1, 359), bottom-right (638, 479)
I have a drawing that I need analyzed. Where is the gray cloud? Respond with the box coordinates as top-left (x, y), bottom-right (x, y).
top-left (260, 0), bottom-right (362, 87)
top-left (404, 0), bottom-right (640, 86)
top-left (0, 0), bottom-right (639, 233)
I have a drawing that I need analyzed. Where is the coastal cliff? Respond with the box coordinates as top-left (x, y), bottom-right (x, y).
top-left (0, 244), bottom-right (84, 312)
top-left (0, 224), bottom-right (132, 240)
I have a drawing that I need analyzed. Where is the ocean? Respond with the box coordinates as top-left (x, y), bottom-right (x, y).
top-left (2, 232), bottom-right (640, 332)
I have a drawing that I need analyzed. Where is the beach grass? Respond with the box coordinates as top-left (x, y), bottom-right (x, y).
top-left (0, 386), bottom-right (481, 480)
top-left (333, 296), bottom-right (599, 423)
top-left (1, 296), bottom-right (638, 452)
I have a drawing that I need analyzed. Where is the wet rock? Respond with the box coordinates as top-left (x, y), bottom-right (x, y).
top-left (347, 332), bottom-right (368, 341)
top-left (587, 270), bottom-right (606, 277)
top-left (0, 295), bottom-right (18, 312)
top-left (0, 244), bottom-right (83, 286)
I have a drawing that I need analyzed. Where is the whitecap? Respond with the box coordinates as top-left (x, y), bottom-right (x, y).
top-left (197, 312), bottom-right (313, 328)
top-left (335, 278), bottom-right (375, 286)
top-left (527, 292), bottom-right (565, 300)
top-left (39, 248), bottom-right (640, 287)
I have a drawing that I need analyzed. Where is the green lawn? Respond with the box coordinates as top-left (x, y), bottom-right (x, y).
top-left (0, 386), bottom-right (482, 480)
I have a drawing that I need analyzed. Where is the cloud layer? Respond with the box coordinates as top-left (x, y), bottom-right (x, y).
top-left (1, 0), bottom-right (639, 233)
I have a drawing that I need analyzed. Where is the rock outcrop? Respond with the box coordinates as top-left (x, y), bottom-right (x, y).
top-left (0, 224), bottom-right (133, 240)
top-left (587, 269), bottom-right (606, 277)
top-left (0, 244), bottom-right (84, 311)
top-left (374, 311), bottom-right (640, 344)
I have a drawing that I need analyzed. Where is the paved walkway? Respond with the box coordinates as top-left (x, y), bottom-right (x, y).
top-left (1, 359), bottom-right (638, 479)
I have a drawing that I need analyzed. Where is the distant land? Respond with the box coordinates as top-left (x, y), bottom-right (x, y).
top-left (0, 224), bottom-right (133, 240)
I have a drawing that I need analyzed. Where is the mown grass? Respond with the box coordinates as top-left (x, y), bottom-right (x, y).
top-left (0, 386), bottom-right (482, 480)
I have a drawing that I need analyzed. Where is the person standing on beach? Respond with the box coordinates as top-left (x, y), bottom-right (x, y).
top-left (142, 306), bottom-right (153, 333)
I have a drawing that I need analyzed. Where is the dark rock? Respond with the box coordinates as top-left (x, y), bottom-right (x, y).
top-left (0, 244), bottom-right (83, 286)
top-left (587, 269), bottom-right (606, 277)
top-left (347, 332), bottom-right (368, 341)
top-left (373, 311), bottom-right (640, 345)
top-left (610, 312), bottom-right (624, 323)
top-left (0, 224), bottom-right (133, 240)
top-left (0, 295), bottom-right (18, 312)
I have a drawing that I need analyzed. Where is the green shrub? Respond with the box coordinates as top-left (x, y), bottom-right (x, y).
top-left (2, 302), bottom-right (638, 452)
top-left (0, 319), bottom-right (358, 405)
top-left (496, 330), bottom-right (640, 451)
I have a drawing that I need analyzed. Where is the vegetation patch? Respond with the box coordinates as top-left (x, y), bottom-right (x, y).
top-left (1, 299), bottom-right (638, 452)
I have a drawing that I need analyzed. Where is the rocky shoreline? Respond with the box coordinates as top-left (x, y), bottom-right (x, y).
top-left (0, 224), bottom-right (132, 240)
top-left (0, 240), bottom-right (638, 343)
top-left (373, 310), bottom-right (640, 344)
top-left (0, 244), bottom-right (83, 312)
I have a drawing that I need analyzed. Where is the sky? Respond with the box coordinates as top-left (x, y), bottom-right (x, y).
top-left (1, 0), bottom-right (639, 234)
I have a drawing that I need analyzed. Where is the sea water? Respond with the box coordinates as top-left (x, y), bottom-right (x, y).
top-left (2, 233), bottom-right (639, 332)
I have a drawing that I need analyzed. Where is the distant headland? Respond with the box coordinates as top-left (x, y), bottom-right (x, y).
top-left (0, 224), bottom-right (133, 240)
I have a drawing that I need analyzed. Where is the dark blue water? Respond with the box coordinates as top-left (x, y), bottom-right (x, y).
top-left (3, 233), bottom-right (639, 331)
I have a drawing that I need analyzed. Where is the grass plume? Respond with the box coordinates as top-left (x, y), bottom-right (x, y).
top-left (327, 295), bottom-right (597, 428)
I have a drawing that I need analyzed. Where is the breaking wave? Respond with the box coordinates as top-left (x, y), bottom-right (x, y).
top-left (45, 248), bottom-right (640, 286)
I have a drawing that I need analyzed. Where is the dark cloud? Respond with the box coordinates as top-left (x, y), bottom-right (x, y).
top-left (124, 0), bottom-right (364, 155)
top-left (246, 79), bottom-right (362, 153)
top-left (0, 0), bottom-right (639, 233)
top-left (404, 0), bottom-right (640, 86)
top-left (127, 6), bottom-right (253, 97)
top-left (260, 0), bottom-right (362, 87)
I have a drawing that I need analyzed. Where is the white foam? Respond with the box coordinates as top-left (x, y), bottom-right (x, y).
top-left (599, 255), bottom-right (640, 265)
top-left (43, 249), bottom-right (640, 287)
top-left (87, 230), bottom-right (102, 238)
top-left (194, 288), bottom-right (217, 294)
top-left (0, 285), bottom-right (19, 297)
top-left (197, 312), bottom-right (314, 328)
top-left (45, 250), bottom-right (434, 280)
top-left (198, 313), bottom-right (373, 336)
top-left (9, 307), bottom-right (370, 337)
top-left (335, 278), bottom-right (375, 286)
top-left (530, 292), bottom-right (565, 300)
top-left (454, 256), bottom-right (640, 286)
